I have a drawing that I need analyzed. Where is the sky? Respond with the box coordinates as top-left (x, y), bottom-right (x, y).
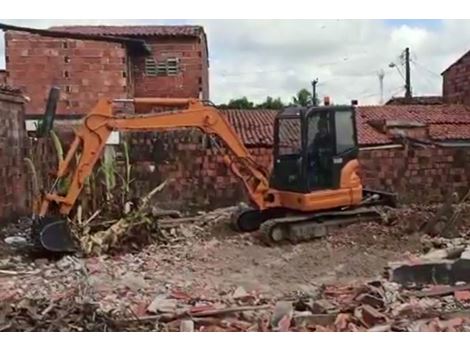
top-left (0, 19), bottom-right (469, 105)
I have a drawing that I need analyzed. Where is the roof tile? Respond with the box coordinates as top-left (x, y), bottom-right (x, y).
top-left (49, 25), bottom-right (203, 38)
top-left (223, 104), bottom-right (470, 148)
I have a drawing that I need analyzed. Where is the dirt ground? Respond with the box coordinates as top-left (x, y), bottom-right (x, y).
top-left (147, 222), bottom-right (423, 296)
top-left (4, 203), bottom-right (470, 331)
top-left (0, 207), bottom-right (427, 300)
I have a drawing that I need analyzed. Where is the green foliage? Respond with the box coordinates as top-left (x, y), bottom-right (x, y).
top-left (292, 88), bottom-right (313, 107)
top-left (256, 96), bottom-right (285, 109)
top-left (220, 96), bottom-right (255, 109)
top-left (99, 147), bottom-right (117, 202)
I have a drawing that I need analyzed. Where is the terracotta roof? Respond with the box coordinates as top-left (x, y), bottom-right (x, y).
top-left (356, 105), bottom-right (470, 145)
top-left (49, 25), bottom-right (204, 38)
top-left (222, 109), bottom-right (277, 147)
top-left (386, 96), bottom-right (443, 105)
top-left (223, 105), bottom-right (470, 148)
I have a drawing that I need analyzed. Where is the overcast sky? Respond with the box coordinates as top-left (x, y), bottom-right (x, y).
top-left (1, 19), bottom-right (469, 105)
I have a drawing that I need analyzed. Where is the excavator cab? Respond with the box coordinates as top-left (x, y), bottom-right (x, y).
top-left (270, 104), bottom-right (358, 193)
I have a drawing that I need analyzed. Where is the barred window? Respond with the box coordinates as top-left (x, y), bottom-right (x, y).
top-left (145, 57), bottom-right (180, 76)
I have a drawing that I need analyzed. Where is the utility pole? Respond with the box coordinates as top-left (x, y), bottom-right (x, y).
top-left (311, 78), bottom-right (318, 106)
top-left (404, 47), bottom-right (412, 99)
top-left (377, 69), bottom-right (385, 105)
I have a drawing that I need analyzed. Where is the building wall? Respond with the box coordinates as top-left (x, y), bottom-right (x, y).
top-left (123, 131), bottom-right (470, 208)
top-left (132, 37), bottom-right (208, 99)
top-left (443, 53), bottom-right (470, 105)
top-left (5, 31), bottom-right (128, 115)
top-left (0, 70), bottom-right (6, 85)
top-left (0, 90), bottom-right (27, 222)
top-left (13, 122), bottom-right (470, 215)
top-left (5, 31), bottom-right (209, 115)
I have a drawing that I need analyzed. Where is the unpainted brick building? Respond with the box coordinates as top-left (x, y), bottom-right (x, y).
top-left (443, 49), bottom-right (470, 105)
top-left (4, 25), bottom-right (209, 116)
top-left (0, 85), bottom-right (28, 222)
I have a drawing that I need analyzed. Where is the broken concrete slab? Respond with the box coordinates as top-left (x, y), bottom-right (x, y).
top-left (389, 260), bottom-right (455, 286)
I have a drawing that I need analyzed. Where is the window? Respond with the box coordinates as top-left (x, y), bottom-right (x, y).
top-left (278, 118), bottom-right (301, 155)
top-left (166, 58), bottom-right (180, 76)
top-left (64, 56), bottom-right (71, 64)
top-left (62, 42), bottom-right (68, 49)
top-left (335, 110), bottom-right (356, 154)
top-left (145, 57), bottom-right (181, 77)
top-left (64, 71), bottom-right (69, 78)
top-left (145, 58), bottom-right (158, 76)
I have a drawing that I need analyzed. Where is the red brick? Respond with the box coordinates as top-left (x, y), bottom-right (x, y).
top-left (455, 290), bottom-right (470, 302)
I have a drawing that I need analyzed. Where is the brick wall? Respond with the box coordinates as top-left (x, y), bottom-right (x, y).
top-left (128, 133), bottom-right (470, 207)
top-left (0, 70), bottom-right (6, 85)
top-left (0, 90), bottom-right (27, 222)
top-left (132, 37), bottom-right (208, 99)
top-left (126, 129), bottom-right (271, 209)
top-left (18, 124), bottom-right (470, 214)
top-left (359, 146), bottom-right (470, 203)
top-left (5, 31), bottom-right (128, 115)
top-left (5, 31), bottom-right (209, 116)
top-left (443, 52), bottom-right (470, 105)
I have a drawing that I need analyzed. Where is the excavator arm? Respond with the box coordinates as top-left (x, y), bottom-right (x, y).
top-left (38, 97), bottom-right (271, 221)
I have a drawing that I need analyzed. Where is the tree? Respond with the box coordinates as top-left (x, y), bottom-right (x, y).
top-left (256, 96), bottom-right (285, 109)
top-left (292, 88), bottom-right (313, 107)
top-left (221, 96), bottom-right (255, 109)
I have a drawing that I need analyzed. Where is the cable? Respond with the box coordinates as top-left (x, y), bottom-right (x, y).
top-left (410, 59), bottom-right (441, 78)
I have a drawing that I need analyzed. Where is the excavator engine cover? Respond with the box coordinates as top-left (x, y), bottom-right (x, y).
top-left (33, 217), bottom-right (76, 253)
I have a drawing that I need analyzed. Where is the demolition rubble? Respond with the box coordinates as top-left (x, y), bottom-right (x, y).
top-left (2, 200), bottom-right (470, 332)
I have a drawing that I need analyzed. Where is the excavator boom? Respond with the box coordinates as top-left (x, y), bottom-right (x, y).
top-left (34, 97), bottom-right (272, 252)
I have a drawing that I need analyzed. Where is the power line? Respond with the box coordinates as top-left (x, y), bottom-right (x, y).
top-left (410, 59), bottom-right (441, 78)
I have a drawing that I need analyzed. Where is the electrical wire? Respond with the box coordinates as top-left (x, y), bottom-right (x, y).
top-left (410, 59), bottom-right (441, 78)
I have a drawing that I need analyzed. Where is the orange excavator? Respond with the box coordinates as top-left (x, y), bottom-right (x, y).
top-left (33, 88), bottom-right (396, 253)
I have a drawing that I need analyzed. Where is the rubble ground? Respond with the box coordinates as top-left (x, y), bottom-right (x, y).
top-left (1, 203), bottom-right (470, 331)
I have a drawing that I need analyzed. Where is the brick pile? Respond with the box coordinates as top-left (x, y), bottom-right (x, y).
top-left (0, 88), bottom-right (27, 222)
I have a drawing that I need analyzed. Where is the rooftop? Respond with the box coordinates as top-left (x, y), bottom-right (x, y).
top-left (49, 25), bottom-right (204, 38)
top-left (386, 96), bottom-right (443, 106)
top-left (222, 104), bottom-right (470, 147)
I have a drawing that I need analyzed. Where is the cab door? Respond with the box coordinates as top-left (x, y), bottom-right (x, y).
top-left (305, 106), bottom-right (358, 191)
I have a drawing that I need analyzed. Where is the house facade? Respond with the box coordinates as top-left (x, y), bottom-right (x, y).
top-left (4, 25), bottom-right (209, 116)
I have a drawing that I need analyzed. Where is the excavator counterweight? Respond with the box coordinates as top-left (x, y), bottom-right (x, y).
top-left (32, 88), bottom-right (396, 253)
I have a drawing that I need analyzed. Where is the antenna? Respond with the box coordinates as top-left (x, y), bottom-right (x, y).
top-left (377, 69), bottom-right (385, 105)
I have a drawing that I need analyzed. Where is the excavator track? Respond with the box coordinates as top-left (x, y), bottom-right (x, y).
top-left (258, 207), bottom-right (384, 245)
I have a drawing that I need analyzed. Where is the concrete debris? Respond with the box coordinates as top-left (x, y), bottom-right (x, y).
top-left (4, 236), bottom-right (28, 247)
top-left (180, 319), bottom-right (194, 332)
top-left (147, 295), bottom-right (178, 313)
top-left (2, 203), bottom-right (470, 331)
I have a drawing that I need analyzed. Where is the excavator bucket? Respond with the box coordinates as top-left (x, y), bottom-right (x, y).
top-left (31, 87), bottom-right (77, 254)
top-left (33, 217), bottom-right (76, 253)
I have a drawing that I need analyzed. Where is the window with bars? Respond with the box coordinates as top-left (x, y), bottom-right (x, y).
top-left (145, 57), bottom-right (180, 77)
